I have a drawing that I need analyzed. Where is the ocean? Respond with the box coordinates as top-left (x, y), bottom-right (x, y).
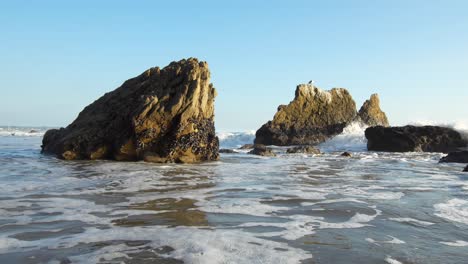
top-left (0, 125), bottom-right (467, 263)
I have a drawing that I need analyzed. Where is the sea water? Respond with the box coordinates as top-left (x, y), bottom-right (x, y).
top-left (0, 125), bottom-right (467, 264)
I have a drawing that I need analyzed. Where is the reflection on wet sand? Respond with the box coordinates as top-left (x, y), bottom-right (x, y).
top-left (114, 198), bottom-right (208, 227)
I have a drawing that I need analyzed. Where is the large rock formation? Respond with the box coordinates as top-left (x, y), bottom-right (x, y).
top-left (42, 58), bottom-right (219, 163)
top-left (357, 94), bottom-right (389, 127)
top-left (254, 83), bottom-right (388, 146)
top-left (248, 144), bottom-right (276, 157)
top-left (286, 145), bottom-right (320, 154)
top-left (365, 126), bottom-right (467, 153)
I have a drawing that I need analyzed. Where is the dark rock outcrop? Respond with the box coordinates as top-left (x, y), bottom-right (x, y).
top-left (365, 126), bottom-right (467, 153)
top-left (464, 165), bottom-right (468, 172)
top-left (439, 151), bottom-right (468, 163)
top-left (286, 145), bottom-right (320, 154)
top-left (357, 94), bottom-right (389, 127)
top-left (248, 145), bottom-right (276, 157)
top-left (219, 149), bottom-right (236, 154)
top-left (341, 152), bottom-right (352, 157)
top-left (254, 84), bottom-right (357, 146)
top-left (42, 58), bottom-right (219, 163)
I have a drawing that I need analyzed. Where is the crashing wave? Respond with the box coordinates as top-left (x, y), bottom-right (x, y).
top-left (217, 131), bottom-right (255, 148)
top-left (0, 127), bottom-right (47, 137)
top-left (318, 121), bottom-right (368, 152)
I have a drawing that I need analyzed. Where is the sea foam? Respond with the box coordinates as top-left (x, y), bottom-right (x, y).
top-left (318, 121), bottom-right (368, 152)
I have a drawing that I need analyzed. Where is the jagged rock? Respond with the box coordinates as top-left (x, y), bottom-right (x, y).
top-left (439, 151), bottom-right (468, 163)
top-left (357, 94), bottom-right (389, 127)
top-left (341, 152), bottom-right (352, 157)
top-left (42, 58), bottom-right (219, 163)
top-left (239, 144), bottom-right (254, 149)
top-left (248, 144), bottom-right (276, 157)
top-left (464, 165), bottom-right (468, 172)
top-left (365, 126), bottom-right (467, 153)
top-left (286, 145), bottom-right (320, 154)
top-left (219, 149), bottom-right (236, 154)
top-left (254, 84), bottom-right (357, 146)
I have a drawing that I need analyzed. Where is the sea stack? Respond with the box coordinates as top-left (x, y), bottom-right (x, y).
top-left (254, 83), bottom-right (388, 146)
top-left (42, 58), bottom-right (219, 163)
top-left (357, 94), bottom-right (389, 127)
top-left (365, 126), bottom-right (467, 153)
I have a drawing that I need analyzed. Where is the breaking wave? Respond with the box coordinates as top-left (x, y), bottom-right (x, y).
top-left (217, 131), bottom-right (255, 148)
top-left (319, 121), bottom-right (368, 152)
top-left (0, 126), bottom-right (48, 137)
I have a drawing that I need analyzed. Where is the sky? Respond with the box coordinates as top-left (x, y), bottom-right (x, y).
top-left (1, 0), bottom-right (467, 131)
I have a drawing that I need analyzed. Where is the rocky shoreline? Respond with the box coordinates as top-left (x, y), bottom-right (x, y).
top-left (42, 58), bottom-right (467, 169)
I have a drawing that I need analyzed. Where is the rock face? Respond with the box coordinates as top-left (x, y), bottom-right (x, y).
top-left (439, 151), bottom-right (468, 163)
top-left (464, 165), bottom-right (468, 172)
top-left (286, 145), bottom-right (320, 154)
top-left (254, 83), bottom-right (389, 146)
top-left (365, 126), bottom-right (467, 153)
top-left (42, 58), bottom-right (219, 163)
top-left (254, 84), bottom-right (357, 146)
top-left (357, 94), bottom-right (389, 127)
top-left (248, 145), bottom-right (276, 157)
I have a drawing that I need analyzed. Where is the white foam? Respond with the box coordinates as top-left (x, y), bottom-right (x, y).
top-left (385, 256), bottom-right (403, 264)
top-left (366, 236), bottom-right (405, 245)
top-left (198, 197), bottom-right (290, 217)
top-left (0, 126), bottom-right (46, 137)
top-left (440, 240), bottom-right (468, 247)
top-left (301, 198), bottom-right (367, 207)
top-left (342, 186), bottom-right (404, 200)
top-left (317, 208), bottom-right (381, 229)
top-left (434, 198), bottom-right (468, 224)
top-left (1, 226), bottom-right (313, 263)
top-left (0, 237), bottom-right (25, 252)
top-left (319, 121), bottom-right (368, 152)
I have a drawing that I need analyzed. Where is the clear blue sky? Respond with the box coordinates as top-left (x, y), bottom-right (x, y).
top-left (1, 0), bottom-right (467, 131)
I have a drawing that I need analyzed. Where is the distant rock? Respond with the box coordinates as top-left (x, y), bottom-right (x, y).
top-left (29, 130), bottom-right (38, 133)
top-left (219, 149), bottom-right (236, 154)
top-left (42, 58), bottom-right (219, 163)
top-left (341, 152), bottom-right (352, 157)
top-left (286, 145), bottom-right (320, 154)
top-left (253, 83), bottom-right (389, 146)
top-left (248, 144), bottom-right (276, 157)
top-left (439, 151), bottom-right (468, 163)
top-left (464, 165), bottom-right (468, 172)
top-left (239, 144), bottom-right (254, 149)
top-left (254, 84), bottom-right (357, 146)
top-left (357, 94), bottom-right (389, 127)
top-left (365, 126), bottom-right (467, 153)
